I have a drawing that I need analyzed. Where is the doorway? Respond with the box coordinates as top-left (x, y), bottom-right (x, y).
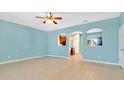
top-left (69, 32), bottom-right (83, 62)
top-left (119, 25), bottom-right (124, 69)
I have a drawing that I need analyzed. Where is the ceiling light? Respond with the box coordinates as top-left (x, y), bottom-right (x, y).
top-left (46, 19), bottom-right (53, 24)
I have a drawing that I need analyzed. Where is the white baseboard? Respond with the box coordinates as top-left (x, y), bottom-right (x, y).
top-left (47, 55), bottom-right (69, 59)
top-left (83, 59), bottom-right (119, 66)
top-left (0, 55), bottom-right (119, 66)
top-left (0, 55), bottom-right (68, 65)
top-left (0, 55), bottom-right (46, 65)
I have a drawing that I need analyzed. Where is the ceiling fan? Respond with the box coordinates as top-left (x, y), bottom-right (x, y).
top-left (35, 12), bottom-right (62, 24)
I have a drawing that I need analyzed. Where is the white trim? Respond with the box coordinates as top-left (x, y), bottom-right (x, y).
top-left (0, 54), bottom-right (120, 67)
top-left (0, 55), bottom-right (46, 65)
top-left (0, 55), bottom-right (68, 65)
top-left (46, 56), bottom-right (119, 66)
top-left (69, 31), bottom-right (83, 35)
top-left (86, 28), bottom-right (102, 34)
top-left (119, 24), bottom-right (122, 65)
top-left (83, 59), bottom-right (119, 66)
top-left (47, 55), bottom-right (69, 59)
top-left (119, 24), bottom-right (124, 69)
top-left (68, 31), bottom-right (83, 56)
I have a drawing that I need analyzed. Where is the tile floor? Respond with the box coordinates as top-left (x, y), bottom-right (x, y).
top-left (0, 54), bottom-right (124, 80)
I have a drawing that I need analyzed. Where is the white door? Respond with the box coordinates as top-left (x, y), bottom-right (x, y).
top-left (73, 34), bottom-right (79, 53)
top-left (73, 39), bottom-right (79, 53)
top-left (119, 25), bottom-right (124, 69)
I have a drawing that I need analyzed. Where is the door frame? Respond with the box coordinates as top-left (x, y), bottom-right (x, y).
top-left (119, 24), bottom-right (124, 69)
top-left (68, 31), bottom-right (83, 56)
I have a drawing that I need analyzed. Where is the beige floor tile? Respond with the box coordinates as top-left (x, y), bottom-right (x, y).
top-left (0, 54), bottom-right (124, 80)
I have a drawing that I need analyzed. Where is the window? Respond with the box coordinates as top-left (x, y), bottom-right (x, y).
top-left (86, 28), bottom-right (103, 47)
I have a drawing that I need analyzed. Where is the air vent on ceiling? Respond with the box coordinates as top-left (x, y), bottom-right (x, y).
top-left (82, 20), bottom-right (88, 23)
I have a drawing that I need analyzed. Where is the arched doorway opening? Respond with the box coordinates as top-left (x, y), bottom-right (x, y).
top-left (69, 31), bottom-right (83, 62)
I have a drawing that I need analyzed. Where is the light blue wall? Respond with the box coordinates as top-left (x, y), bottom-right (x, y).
top-left (47, 17), bottom-right (120, 64)
top-left (0, 15), bottom-right (122, 64)
top-left (0, 20), bottom-right (47, 62)
top-left (120, 12), bottom-right (124, 24)
top-left (87, 32), bottom-right (102, 40)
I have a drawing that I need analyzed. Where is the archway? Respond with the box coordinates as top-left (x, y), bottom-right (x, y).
top-left (68, 31), bottom-right (83, 62)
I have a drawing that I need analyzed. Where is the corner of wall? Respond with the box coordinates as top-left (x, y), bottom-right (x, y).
top-left (119, 12), bottom-right (124, 26)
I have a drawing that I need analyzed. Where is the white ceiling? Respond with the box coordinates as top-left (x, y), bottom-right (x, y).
top-left (0, 12), bottom-right (121, 31)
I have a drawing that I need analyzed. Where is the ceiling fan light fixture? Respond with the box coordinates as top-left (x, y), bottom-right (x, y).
top-left (46, 19), bottom-right (53, 24)
top-left (35, 12), bottom-right (62, 24)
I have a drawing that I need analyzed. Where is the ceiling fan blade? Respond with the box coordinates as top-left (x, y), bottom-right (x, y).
top-left (53, 17), bottom-right (62, 20)
top-left (53, 20), bottom-right (57, 24)
top-left (35, 16), bottom-right (46, 19)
